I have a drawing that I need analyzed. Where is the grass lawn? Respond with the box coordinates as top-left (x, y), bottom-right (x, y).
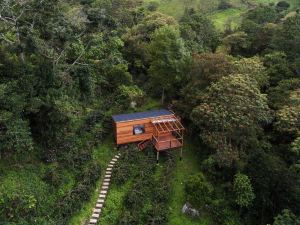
top-left (69, 136), bottom-right (118, 225)
top-left (210, 8), bottom-right (246, 31)
top-left (167, 137), bottom-right (213, 225)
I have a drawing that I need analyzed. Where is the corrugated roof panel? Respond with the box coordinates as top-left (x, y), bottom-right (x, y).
top-left (112, 109), bottom-right (173, 122)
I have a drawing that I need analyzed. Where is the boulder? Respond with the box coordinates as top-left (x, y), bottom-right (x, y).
top-left (181, 202), bottom-right (200, 218)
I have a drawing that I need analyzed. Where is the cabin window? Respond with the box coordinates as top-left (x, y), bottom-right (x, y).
top-left (133, 125), bottom-right (145, 135)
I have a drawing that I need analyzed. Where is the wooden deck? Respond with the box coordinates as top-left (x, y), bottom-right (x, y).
top-left (154, 133), bottom-right (183, 151)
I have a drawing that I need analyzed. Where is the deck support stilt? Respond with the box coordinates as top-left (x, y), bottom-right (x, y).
top-left (180, 147), bottom-right (183, 161)
top-left (156, 151), bottom-right (159, 164)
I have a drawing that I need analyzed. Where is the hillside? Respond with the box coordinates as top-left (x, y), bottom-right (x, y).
top-left (0, 0), bottom-right (300, 225)
top-left (143, 0), bottom-right (300, 29)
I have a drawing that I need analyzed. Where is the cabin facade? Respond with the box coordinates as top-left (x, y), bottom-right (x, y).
top-left (112, 109), bottom-right (184, 161)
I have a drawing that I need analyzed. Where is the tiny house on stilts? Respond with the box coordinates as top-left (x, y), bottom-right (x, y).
top-left (112, 109), bottom-right (185, 162)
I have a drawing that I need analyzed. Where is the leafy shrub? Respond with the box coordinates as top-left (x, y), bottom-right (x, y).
top-left (233, 173), bottom-right (255, 208)
top-left (0, 193), bottom-right (37, 222)
top-left (54, 161), bottom-right (101, 223)
top-left (211, 199), bottom-right (240, 225)
top-left (184, 172), bottom-right (213, 209)
top-left (218, 0), bottom-right (232, 10)
top-left (276, 1), bottom-right (290, 10)
top-left (273, 209), bottom-right (300, 225)
top-left (147, 1), bottom-right (159, 12)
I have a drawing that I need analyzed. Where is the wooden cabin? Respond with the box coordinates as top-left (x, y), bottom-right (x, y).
top-left (112, 109), bottom-right (185, 162)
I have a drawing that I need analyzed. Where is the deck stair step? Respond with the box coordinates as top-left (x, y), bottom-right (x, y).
top-left (138, 139), bottom-right (151, 151)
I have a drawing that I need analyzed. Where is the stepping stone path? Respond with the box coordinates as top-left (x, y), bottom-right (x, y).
top-left (88, 152), bottom-right (121, 225)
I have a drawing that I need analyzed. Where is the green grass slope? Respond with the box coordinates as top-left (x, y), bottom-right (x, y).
top-left (143, 0), bottom-right (300, 30)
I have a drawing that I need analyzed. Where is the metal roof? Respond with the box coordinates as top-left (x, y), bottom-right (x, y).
top-left (112, 109), bottom-right (173, 122)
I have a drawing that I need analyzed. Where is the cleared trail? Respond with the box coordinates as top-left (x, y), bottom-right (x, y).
top-left (88, 152), bottom-right (121, 225)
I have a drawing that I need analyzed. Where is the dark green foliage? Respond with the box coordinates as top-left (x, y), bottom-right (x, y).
top-left (276, 1), bottom-right (290, 11)
top-left (147, 1), bottom-right (160, 11)
top-left (180, 12), bottom-right (220, 53)
top-left (245, 6), bottom-right (279, 24)
top-left (271, 15), bottom-right (300, 60)
top-left (218, 0), bottom-right (232, 10)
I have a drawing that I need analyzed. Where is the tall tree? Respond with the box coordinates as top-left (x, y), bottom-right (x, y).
top-left (147, 25), bottom-right (189, 104)
top-left (191, 74), bottom-right (271, 167)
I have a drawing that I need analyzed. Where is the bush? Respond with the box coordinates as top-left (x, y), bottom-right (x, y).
top-left (147, 1), bottom-right (159, 12)
top-left (277, 1), bottom-right (290, 10)
top-left (184, 173), bottom-right (213, 209)
top-left (218, 0), bottom-right (232, 10)
top-left (211, 199), bottom-right (241, 225)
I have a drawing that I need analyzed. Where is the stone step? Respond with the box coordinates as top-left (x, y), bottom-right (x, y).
top-left (89, 218), bottom-right (97, 224)
top-left (108, 163), bottom-right (115, 168)
top-left (104, 174), bottom-right (111, 178)
top-left (103, 182), bottom-right (110, 186)
top-left (92, 213), bottom-right (100, 219)
top-left (115, 155), bottom-right (120, 159)
top-left (97, 199), bottom-right (105, 204)
top-left (102, 185), bottom-right (109, 190)
top-left (99, 194), bottom-right (106, 199)
top-left (95, 203), bottom-right (103, 208)
top-left (112, 158), bottom-right (117, 162)
top-left (104, 178), bottom-right (110, 182)
top-left (106, 167), bottom-right (112, 171)
top-left (100, 190), bottom-right (107, 194)
top-left (93, 208), bottom-right (101, 214)
top-left (110, 160), bottom-right (116, 164)
top-left (106, 171), bottom-right (112, 175)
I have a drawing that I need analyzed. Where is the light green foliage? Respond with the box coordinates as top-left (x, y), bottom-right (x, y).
top-left (233, 56), bottom-right (269, 88)
top-left (191, 74), bottom-right (271, 167)
top-left (233, 173), bottom-right (255, 208)
top-left (273, 209), bottom-right (300, 225)
top-left (275, 89), bottom-right (300, 134)
top-left (118, 85), bottom-right (145, 107)
top-left (291, 135), bottom-right (300, 156)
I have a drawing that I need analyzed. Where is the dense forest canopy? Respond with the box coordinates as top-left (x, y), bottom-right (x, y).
top-left (0, 0), bottom-right (300, 224)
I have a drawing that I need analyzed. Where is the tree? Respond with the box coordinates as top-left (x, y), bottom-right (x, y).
top-left (263, 52), bottom-right (295, 87)
top-left (271, 15), bottom-right (300, 60)
top-left (123, 12), bottom-right (177, 78)
top-left (176, 53), bottom-right (233, 118)
top-left (147, 26), bottom-right (188, 104)
top-left (180, 12), bottom-right (220, 53)
top-left (267, 78), bottom-right (300, 109)
top-left (275, 89), bottom-right (300, 134)
top-left (233, 173), bottom-right (255, 208)
top-left (223, 31), bottom-right (250, 56)
top-left (191, 74), bottom-right (271, 167)
top-left (232, 56), bottom-right (269, 88)
top-left (273, 209), bottom-right (300, 225)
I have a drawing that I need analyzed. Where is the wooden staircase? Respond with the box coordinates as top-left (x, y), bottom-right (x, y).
top-left (138, 139), bottom-right (151, 151)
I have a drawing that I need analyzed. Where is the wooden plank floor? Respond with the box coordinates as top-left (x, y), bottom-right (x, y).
top-left (154, 133), bottom-right (182, 151)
